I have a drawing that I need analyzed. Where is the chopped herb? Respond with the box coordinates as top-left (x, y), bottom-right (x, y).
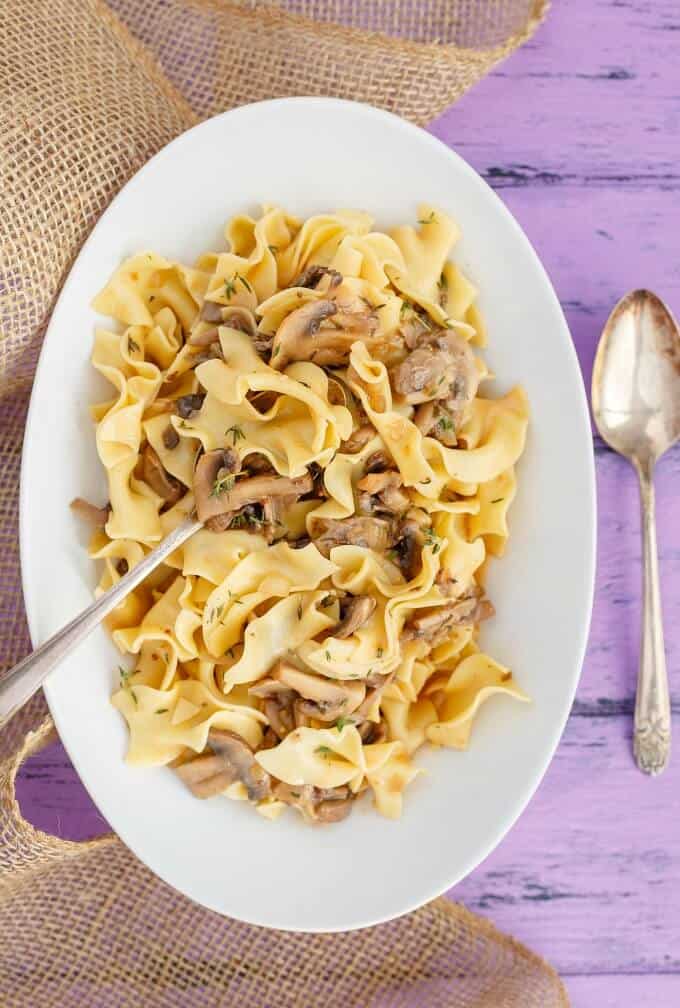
top-left (418, 211), bottom-right (436, 225)
top-left (226, 424), bottom-right (245, 445)
top-left (268, 244), bottom-right (279, 255)
top-left (211, 473), bottom-right (235, 497)
top-left (437, 272), bottom-right (448, 291)
top-left (290, 790), bottom-right (301, 798)
top-left (320, 595), bottom-right (335, 609)
top-left (387, 548), bottom-right (400, 562)
top-left (155, 708), bottom-right (169, 715)
top-left (421, 477), bottom-right (432, 485)
top-left (161, 650), bottom-right (170, 663)
top-left (272, 344), bottom-right (281, 357)
top-left (372, 303), bottom-right (387, 311)
top-left (491, 497), bottom-right (505, 504)
top-left (438, 415), bottom-right (455, 433)
top-left (298, 380), bottom-right (311, 388)
top-left (129, 688), bottom-right (138, 706)
top-left (400, 300), bottom-right (412, 319)
top-left (238, 273), bottom-right (253, 293)
top-left (424, 528), bottom-right (442, 554)
top-left (118, 665), bottom-right (131, 685)
top-left (315, 746), bottom-right (334, 758)
top-left (335, 717), bottom-right (351, 732)
top-left (127, 336), bottom-right (140, 353)
top-left (224, 277), bottom-right (237, 299)
top-left (376, 647), bottom-right (384, 658)
top-left (233, 598), bottom-right (243, 605)
top-left (297, 602), bottom-right (303, 620)
top-left (325, 650), bottom-right (332, 662)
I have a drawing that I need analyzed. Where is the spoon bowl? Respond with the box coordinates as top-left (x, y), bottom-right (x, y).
top-left (593, 289), bottom-right (680, 470)
top-left (592, 289), bottom-right (680, 774)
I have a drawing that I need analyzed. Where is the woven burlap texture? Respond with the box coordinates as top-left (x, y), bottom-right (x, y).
top-left (0, 0), bottom-right (566, 1004)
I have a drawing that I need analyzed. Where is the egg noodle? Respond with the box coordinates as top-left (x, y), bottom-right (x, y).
top-left (78, 203), bottom-right (529, 825)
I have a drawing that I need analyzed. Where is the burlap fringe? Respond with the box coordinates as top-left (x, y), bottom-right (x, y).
top-left (0, 1), bottom-right (567, 1004)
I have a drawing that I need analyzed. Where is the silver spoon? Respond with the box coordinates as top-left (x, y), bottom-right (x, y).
top-left (592, 289), bottom-right (680, 775)
top-left (0, 514), bottom-right (201, 728)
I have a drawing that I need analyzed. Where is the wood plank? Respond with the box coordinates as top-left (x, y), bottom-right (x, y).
top-left (567, 974), bottom-right (680, 1008)
top-left (450, 713), bottom-right (680, 975)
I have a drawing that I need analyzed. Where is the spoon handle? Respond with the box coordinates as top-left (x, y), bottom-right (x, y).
top-left (634, 463), bottom-right (670, 774)
top-left (0, 515), bottom-right (201, 729)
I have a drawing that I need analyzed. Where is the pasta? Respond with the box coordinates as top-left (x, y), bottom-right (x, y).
top-left (77, 203), bottom-right (530, 825)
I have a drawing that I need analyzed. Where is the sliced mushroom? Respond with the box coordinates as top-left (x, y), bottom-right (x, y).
top-left (388, 329), bottom-right (479, 429)
top-left (357, 469), bottom-right (411, 518)
top-left (141, 444), bottom-right (183, 505)
top-left (402, 586), bottom-right (495, 647)
top-left (175, 393), bottom-right (205, 418)
top-left (175, 753), bottom-right (237, 799)
top-left (193, 447), bottom-right (241, 520)
top-left (262, 493), bottom-right (298, 542)
top-left (207, 729), bottom-right (271, 801)
top-left (70, 497), bottom-right (110, 527)
top-left (272, 781), bottom-right (355, 824)
top-left (263, 697), bottom-right (295, 739)
top-left (333, 595), bottom-right (376, 639)
top-left (269, 300), bottom-right (338, 370)
top-left (188, 324), bottom-right (220, 348)
top-left (162, 424), bottom-right (180, 450)
top-left (389, 512), bottom-right (429, 580)
top-left (291, 264), bottom-right (343, 290)
top-left (194, 448), bottom-right (313, 525)
top-left (413, 400), bottom-right (435, 435)
top-left (364, 450), bottom-right (392, 473)
top-left (271, 660), bottom-right (365, 720)
top-left (339, 423), bottom-right (376, 454)
top-left (311, 516), bottom-right (394, 557)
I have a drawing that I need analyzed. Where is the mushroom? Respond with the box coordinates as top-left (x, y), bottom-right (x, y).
top-left (388, 329), bottom-right (479, 427)
top-left (272, 781), bottom-right (354, 824)
top-left (175, 753), bottom-right (237, 799)
top-left (175, 393), bottom-right (205, 418)
top-left (402, 586), bottom-right (495, 647)
top-left (162, 424), bottom-right (180, 450)
top-left (333, 595), bottom-right (376, 639)
top-left (357, 469), bottom-right (411, 518)
top-left (188, 324), bottom-right (220, 348)
top-left (141, 444), bottom-right (183, 505)
top-left (269, 300), bottom-right (337, 370)
top-left (207, 729), bottom-right (271, 801)
top-left (194, 447), bottom-right (313, 525)
top-left (311, 516), bottom-right (394, 557)
top-left (291, 264), bottom-right (343, 290)
top-left (339, 423), bottom-right (376, 454)
top-left (389, 512), bottom-right (429, 580)
top-left (70, 497), bottom-right (110, 527)
top-left (271, 660), bottom-right (366, 721)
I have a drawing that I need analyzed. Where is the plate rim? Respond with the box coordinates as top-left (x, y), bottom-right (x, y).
top-left (19, 96), bottom-right (596, 931)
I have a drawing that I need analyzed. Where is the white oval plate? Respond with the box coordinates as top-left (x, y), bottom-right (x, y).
top-left (20, 98), bottom-right (595, 932)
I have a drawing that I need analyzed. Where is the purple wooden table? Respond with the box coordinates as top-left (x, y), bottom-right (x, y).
top-left (15, 2), bottom-right (680, 1004)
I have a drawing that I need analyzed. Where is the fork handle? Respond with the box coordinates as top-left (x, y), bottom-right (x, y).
top-left (633, 461), bottom-right (670, 774)
top-left (0, 516), bottom-right (201, 730)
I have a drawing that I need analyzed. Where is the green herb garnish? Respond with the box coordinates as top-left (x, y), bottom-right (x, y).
top-left (438, 415), bottom-right (455, 432)
top-left (155, 708), bottom-right (169, 715)
top-left (437, 272), bottom-right (448, 291)
top-left (127, 336), bottom-right (140, 354)
top-left (315, 746), bottom-right (334, 758)
top-left (376, 647), bottom-right (384, 658)
top-left (211, 473), bottom-right (235, 497)
top-left (490, 497), bottom-right (505, 504)
top-left (418, 211), bottom-right (436, 225)
top-left (325, 650), bottom-right (332, 662)
top-left (424, 529), bottom-right (442, 554)
top-left (225, 424), bottom-right (245, 445)
top-left (297, 602), bottom-right (303, 620)
top-left (268, 245), bottom-right (279, 255)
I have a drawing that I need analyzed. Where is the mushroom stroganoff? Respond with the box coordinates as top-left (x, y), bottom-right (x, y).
top-left (76, 204), bottom-right (529, 825)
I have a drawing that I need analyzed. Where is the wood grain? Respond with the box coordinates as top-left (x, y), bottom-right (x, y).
top-left (13, 0), bottom-right (680, 1002)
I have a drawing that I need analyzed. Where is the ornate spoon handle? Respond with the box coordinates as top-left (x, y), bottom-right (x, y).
top-left (633, 462), bottom-right (670, 774)
top-left (0, 516), bottom-right (201, 729)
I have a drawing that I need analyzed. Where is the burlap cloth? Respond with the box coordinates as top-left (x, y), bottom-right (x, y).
top-left (0, 1), bottom-right (568, 1004)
